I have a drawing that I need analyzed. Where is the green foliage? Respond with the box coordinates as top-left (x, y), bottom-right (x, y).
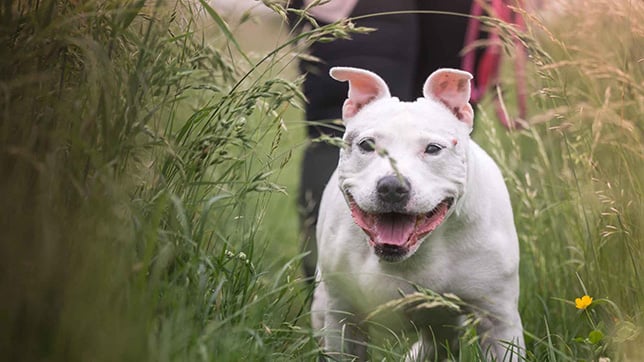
top-left (0, 1), bottom-right (324, 360)
top-left (472, 1), bottom-right (643, 359)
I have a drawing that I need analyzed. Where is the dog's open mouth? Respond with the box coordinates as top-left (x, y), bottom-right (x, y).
top-left (348, 195), bottom-right (454, 261)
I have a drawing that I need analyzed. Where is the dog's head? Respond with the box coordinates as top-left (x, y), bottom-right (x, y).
top-left (330, 66), bottom-right (474, 262)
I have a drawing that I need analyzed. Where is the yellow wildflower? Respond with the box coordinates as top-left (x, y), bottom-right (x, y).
top-left (575, 295), bottom-right (593, 310)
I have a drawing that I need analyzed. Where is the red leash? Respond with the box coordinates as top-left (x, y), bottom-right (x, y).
top-left (462, 0), bottom-right (528, 130)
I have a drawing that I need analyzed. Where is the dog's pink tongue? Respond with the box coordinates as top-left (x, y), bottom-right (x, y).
top-left (374, 214), bottom-right (416, 246)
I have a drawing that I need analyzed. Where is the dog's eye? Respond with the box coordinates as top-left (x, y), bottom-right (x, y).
top-left (425, 143), bottom-right (443, 155)
top-left (358, 138), bottom-right (375, 152)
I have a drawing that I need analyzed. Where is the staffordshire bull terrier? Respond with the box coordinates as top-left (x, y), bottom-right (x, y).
top-left (312, 66), bottom-right (525, 361)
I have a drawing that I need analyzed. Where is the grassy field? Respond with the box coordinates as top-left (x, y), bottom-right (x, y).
top-left (0, 0), bottom-right (642, 361)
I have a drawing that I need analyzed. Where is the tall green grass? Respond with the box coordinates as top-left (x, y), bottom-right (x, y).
top-left (0, 0), bottom-right (641, 361)
top-left (473, 0), bottom-right (643, 359)
top-left (0, 1), bottom-right (343, 360)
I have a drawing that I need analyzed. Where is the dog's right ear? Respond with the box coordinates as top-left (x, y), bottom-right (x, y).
top-left (330, 67), bottom-right (391, 120)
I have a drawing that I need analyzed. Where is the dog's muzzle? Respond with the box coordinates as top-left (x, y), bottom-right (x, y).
top-left (347, 191), bottom-right (454, 262)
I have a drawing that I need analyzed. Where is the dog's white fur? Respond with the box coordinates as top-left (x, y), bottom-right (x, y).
top-left (312, 67), bottom-right (525, 361)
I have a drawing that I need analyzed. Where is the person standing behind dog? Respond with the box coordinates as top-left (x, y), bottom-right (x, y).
top-left (292, 0), bottom-right (478, 279)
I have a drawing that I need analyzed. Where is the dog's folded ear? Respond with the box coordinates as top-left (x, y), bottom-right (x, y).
top-left (423, 69), bottom-right (474, 128)
top-left (330, 67), bottom-right (391, 120)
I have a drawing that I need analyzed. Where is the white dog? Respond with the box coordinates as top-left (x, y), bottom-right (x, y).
top-left (312, 66), bottom-right (525, 361)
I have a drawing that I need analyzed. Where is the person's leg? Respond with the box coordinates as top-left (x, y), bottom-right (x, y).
top-left (415, 0), bottom-right (473, 95)
top-left (300, 0), bottom-right (421, 124)
top-left (298, 142), bottom-right (339, 280)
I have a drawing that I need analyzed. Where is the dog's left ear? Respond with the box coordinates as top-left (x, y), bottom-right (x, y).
top-left (330, 67), bottom-right (391, 120)
top-left (423, 69), bottom-right (474, 128)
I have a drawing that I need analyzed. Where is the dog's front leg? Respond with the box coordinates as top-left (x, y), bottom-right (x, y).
top-left (475, 303), bottom-right (525, 362)
top-left (313, 281), bottom-right (368, 361)
top-left (404, 318), bottom-right (462, 362)
top-left (404, 331), bottom-right (434, 362)
top-left (321, 309), bottom-right (368, 361)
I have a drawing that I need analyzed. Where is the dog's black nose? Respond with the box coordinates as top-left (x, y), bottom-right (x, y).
top-left (377, 175), bottom-right (411, 204)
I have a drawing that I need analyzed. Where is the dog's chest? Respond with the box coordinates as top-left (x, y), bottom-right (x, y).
top-left (327, 251), bottom-right (467, 334)
top-left (332, 247), bottom-right (454, 313)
